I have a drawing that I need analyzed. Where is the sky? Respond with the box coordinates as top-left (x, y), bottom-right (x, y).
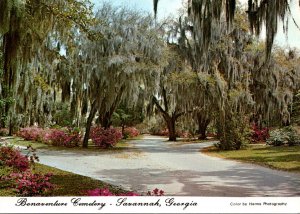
top-left (91, 0), bottom-right (300, 49)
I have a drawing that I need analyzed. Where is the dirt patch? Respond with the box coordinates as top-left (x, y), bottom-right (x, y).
top-left (111, 150), bottom-right (145, 159)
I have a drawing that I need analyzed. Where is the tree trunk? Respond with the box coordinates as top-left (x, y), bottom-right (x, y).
top-left (197, 114), bottom-right (210, 140)
top-left (82, 101), bottom-right (97, 148)
top-left (61, 81), bottom-right (71, 103)
top-left (121, 124), bottom-right (125, 138)
top-left (101, 111), bottom-right (113, 129)
top-left (166, 116), bottom-right (177, 141)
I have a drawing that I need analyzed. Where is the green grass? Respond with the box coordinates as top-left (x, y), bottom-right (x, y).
top-left (6, 137), bottom-right (133, 152)
top-left (8, 137), bottom-right (50, 149)
top-left (203, 144), bottom-right (300, 173)
top-left (0, 163), bottom-right (126, 196)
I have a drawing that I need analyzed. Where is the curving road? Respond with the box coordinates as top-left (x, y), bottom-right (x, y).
top-left (31, 135), bottom-right (300, 196)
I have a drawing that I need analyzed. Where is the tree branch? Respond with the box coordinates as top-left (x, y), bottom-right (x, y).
top-left (152, 95), bottom-right (167, 115)
top-left (162, 86), bottom-right (169, 113)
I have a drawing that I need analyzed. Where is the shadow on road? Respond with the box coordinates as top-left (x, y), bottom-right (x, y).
top-left (96, 166), bottom-right (300, 196)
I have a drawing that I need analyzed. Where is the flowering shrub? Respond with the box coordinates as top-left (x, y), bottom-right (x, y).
top-left (17, 127), bottom-right (44, 141)
top-left (7, 171), bottom-right (54, 196)
top-left (0, 146), bottom-right (29, 171)
top-left (251, 124), bottom-right (269, 143)
top-left (43, 129), bottom-right (66, 146)
top-left (17, 127), bottom-right (81, 147)
top-left (43, 129), bottom-right (81, 147)
top-left (124, 127), bottom-right (140, 138)
top-left (90, 127), bottom-right (123, 148)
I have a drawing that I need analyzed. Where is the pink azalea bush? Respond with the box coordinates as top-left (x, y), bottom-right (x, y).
top-left (17, 127), bottom-right (44, 141)
top-left (0, 146), bottom-right (55, 196)
top-left (90, 127), bottom-right (123, 148)
top-left (124, 127), bottom-right (140, 138)
top-left (17, 127), bottom-right (81, 147)
top-left (7, 171), bottom-right (54, 196)
top-left (43, 128), bottom-right (81, 147)
top-left (0, 146), bottom-right (29, 171)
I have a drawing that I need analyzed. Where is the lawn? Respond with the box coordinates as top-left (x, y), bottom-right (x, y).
top-left (5, 137), bottom-right (132, 151)
top-left (202, 144), bottom-right (300, 173)
top-left (0, 163), bottom-right (126, 196)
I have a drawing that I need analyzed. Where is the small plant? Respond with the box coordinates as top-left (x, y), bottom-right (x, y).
top-left (7, 171), bottom-right (54, 196)
top-left (90, 127), bottom-right (123, 148)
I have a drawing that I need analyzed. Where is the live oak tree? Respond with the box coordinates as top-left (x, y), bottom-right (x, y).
top-left (0, 0), bottom-right (97, 133)
top-left (79, 4), bottom-right (164, 147)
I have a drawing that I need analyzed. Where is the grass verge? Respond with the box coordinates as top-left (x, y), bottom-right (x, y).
top-left (202, 144), bottom-right (300, 173)
top-left (5, 137), bottom-right (132, 152)
top-left (0, 163), bottom-right (126, 196)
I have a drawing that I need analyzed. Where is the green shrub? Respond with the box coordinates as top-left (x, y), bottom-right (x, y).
top-left (53, 103), bottom-right (73, 127)
top-left (216, 112), bottom-right (251, 150)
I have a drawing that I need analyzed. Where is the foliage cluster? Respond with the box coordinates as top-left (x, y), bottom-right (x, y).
top-left (53, 103), bottom-right (73, 127)
top-left (267, 126), bottom-right (300, 146)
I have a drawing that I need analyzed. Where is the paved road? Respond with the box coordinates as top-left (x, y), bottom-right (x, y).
top-left (31, 135), bottom-right (300, 196)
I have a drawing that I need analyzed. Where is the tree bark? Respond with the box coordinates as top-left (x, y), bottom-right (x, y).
top-left (101, 111), bottom-right (113, 129)
top-left (167, 116), bottom-right (177, 141)
top-left (61, 81), bottom-right (71, 103)
top-left (197, 113), bottom-right (210, 140)
top-left (82, 101), bottom-right (97, 148)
